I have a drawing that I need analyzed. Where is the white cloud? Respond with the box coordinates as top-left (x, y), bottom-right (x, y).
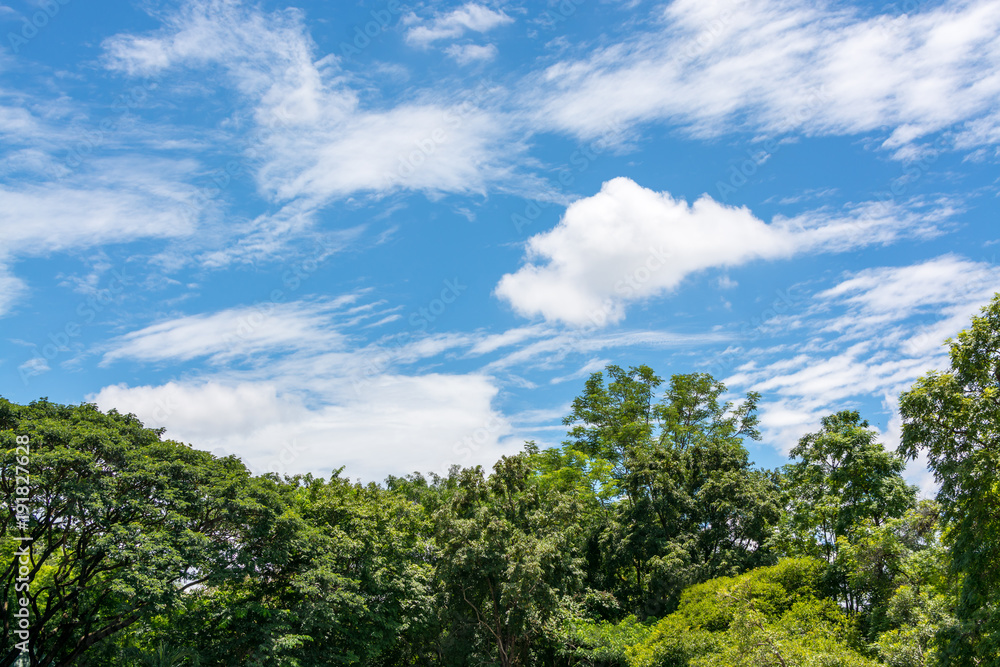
top-left (17, 356), bottom-right (49, 377)
top-left (467, 324), bottom-right (551, 356)
top-left (0, 181), bottom-right (195, 255)
top-left (405, 4), bottom-right (513, 46)
top-left (495, 177), bottom-right (943, 326)
top-left (0, 159), bottom-right (203, 317)
top-left (100, 298), bottom-right (358, 366)
top-left (260, 100), bottom-right (523, 201)
top-left (721, 255), bottom-right (1000, 489)
top-left (527, 0), bottom-right (1000, 153)
top-left (815, 254), bottom-right (1000, 355)
top-left (446, 43), bottom-right (499, 64)
top-left (0, 264), bottom-right (26, 318)
top-left (91, 372), bottom-right (518, 481)
top-left (482, 327), bottom-right (731, 373)
top-left (90, 296), bottom-right (532, 479)
top-left (89, 293), bottom-right (736, 478)
top-left (103, 0), bottom-right (534, 205)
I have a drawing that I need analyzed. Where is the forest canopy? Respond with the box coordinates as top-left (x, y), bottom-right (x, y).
top-left (3, 294), bottom-right (1000, 666)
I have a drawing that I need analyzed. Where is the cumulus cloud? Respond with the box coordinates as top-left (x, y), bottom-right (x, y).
top-left (495, 177), bottom-right (943, 326)
top-left (91, 372), bottom-right (517, 481)
top-left (405, 4), bottom-right (513, 46)
top-left (90, 294), bottom-right (531, 479)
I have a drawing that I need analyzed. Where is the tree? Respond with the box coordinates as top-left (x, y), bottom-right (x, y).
top-left (899, 293), bottom-right (1000, 664)
top-left (154, 472), bottom-right (437, 666)
top-left (561, 366), bottom-right (780, 617)
top-left (628, 558), bottom-right (875, 667)
top-left (433, 454), bottom-right (586, 667)
top-left (773, 410), bottom-right (916, 630)
top-left (0, 398), bottom-right (269, 667)
top-left (776, 411), bottom-right (916, 562)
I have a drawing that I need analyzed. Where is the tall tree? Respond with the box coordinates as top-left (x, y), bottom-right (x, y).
top-left (899, 293), bottom-right (1000, 665)
top-left (155, 472), bottom-right (437, 666)
top-left (0, 398), bottom-right (269, 667)
top-left (774, 410), bottom-right (916, 632)
top-left (433, 454), bottom-right (586, 667)
top-left (777, 411), bottom-right (916, 562)
top-left (561, 366), bottom-right (780, 617)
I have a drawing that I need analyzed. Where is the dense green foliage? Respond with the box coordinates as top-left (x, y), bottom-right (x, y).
top-left (4, 294), bottom-right (1000, 665)
top-left (900, 294), bottom-right (1000, 665)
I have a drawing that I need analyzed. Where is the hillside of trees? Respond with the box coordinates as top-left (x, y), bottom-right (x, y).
top-left (3, 294), bottom-right (1000, 667)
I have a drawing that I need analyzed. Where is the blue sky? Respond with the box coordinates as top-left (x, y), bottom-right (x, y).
top-left (1, 0), bottom-right (998, 490)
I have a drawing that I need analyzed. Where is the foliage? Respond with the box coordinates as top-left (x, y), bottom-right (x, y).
top-left (771, 410), bottom-right (916, 642)
top-left (775, 410), bottom-right (916, 563)
top-left (432, 454), bottom-right (587, 667)
top-left (689, 595), bottom-right (876, 667)
top-left (0, 398), bottom-right (266, 667)
top-left (6, 295), bottom-right (1000, 667)
top-left (899, 294), bottom-right (1000, 665)
top-left (872, 585), bottom-right (954, 667)
top-left (573, 558), bottom-right (867, 667)
top-left (157, 473), bottom-right (437, 666)
top-left (559, 367), bottom-right (780, 617)
top-left (556, 615), bottom-right (652, 667)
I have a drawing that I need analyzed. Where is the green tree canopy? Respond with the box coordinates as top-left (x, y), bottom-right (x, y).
top-left (432, 454), bottom-right (587, 667)
top-left (900, 294), bottom-right (1000, 664)
top-left (558, 366), bottom-right (780, 618)
top-left (0, 398), bottom-right (272, 667)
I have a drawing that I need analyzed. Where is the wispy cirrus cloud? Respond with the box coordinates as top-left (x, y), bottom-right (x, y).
top-left (405, 3), bottom-right (513, 46)
top-left (721, 254), bottom-right (1000, 494)
top-left (99, 297), bottom-right (360, 366)
top-left (0, 157), bottom-right (203, 316)
top-left (446, 43), bottom-right (499, 64)
top-left (103, 0), bottom-right (534, 207)
top-left (527, 0), bottom-right (1000, 155)
top-left (0, 174), bottom-right (198, 255)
